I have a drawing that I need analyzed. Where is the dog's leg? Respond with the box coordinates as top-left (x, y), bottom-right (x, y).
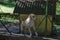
top-left (32, 25), bottom-right (38, 37)
top-left (28, 26), bottom-right (32, 37)
top-left (20, 23), bottom-right (23, 34)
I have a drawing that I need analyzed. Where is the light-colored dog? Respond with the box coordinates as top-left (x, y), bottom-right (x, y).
top-left (20, 13), bottom-right (38, 37)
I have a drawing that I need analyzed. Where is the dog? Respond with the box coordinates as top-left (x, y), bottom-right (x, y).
top-left (20, 13), bottom-right (38, 37)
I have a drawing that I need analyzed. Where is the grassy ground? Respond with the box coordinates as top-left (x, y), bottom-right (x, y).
top-left (0, 17), bottom-right (19, 23)
top-left (0, 4), bottom-right (14, 13)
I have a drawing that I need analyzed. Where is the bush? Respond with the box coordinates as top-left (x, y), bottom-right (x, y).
top-left (0, 0), bottom-right (16, 7)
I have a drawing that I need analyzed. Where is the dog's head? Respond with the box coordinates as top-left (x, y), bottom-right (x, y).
top-left (29, 13), bottom-right (36, 20)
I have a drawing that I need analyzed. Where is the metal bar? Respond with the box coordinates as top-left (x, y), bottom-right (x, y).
top-left (45, 0), bottom-right (48, 35)
top-left (48, 16), bottom-right (52, 23)
top-left (38, 15), bottom-right (46, 28)
top-left (51, 0), bottom-right (56, 36)
top-left (0, 20), bottom-right (12, 35)
top-left (19, 14), bottom-right (21, 33)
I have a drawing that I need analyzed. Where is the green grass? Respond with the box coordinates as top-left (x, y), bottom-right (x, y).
top-left (56, 2), bottom-right (60, 15)
top-left (0, 16), bottom-right (19, 23)
top-left (0, 4), bottom-right (14, 13)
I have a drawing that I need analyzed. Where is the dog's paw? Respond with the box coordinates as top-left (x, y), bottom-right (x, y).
top-left (25, 34), bottom-right (32, 38)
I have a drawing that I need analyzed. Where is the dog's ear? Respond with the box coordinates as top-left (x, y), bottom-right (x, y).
top-left (29, 14), bottom-right (36, 20)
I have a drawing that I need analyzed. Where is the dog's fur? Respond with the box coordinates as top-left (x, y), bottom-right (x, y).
top-left (20, 14), bottom-right (38, 37)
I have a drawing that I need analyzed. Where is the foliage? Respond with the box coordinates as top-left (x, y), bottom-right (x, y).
top-left (0, 0), bottom-right (16, 7)
top-left (0, 14), bottom-right (19, 23)
top-left (56, 2), bottom-right (60, 15)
